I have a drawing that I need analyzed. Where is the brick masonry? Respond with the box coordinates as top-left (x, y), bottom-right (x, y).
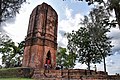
top-left (32, 69), bottom-right (120, 80)
top-left (22, 2), bottom-right (58, 69)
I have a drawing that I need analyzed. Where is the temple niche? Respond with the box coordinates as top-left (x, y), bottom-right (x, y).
top-left (22, 2), bottom-right (58, 69)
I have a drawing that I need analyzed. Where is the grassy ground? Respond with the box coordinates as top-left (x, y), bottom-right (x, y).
top-left (0, 78), bottom-right (33, 80)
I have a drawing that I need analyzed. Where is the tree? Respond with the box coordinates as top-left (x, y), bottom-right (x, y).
top-left (66, 6), bottom-right (112, 72)
top-left (0, 34), bottom-right (25, 68)
top-left (106, 0), bottom-right (120, 28)
top-left (0, 0), bottom-right (26, 25)
top-left (89, 6), bottom-right (113, 72)
top-left (56, 47), bottom-right (77, 69)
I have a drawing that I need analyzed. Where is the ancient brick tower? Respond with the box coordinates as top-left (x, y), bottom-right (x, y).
top-left (22, 3), bottom-right (58, 69)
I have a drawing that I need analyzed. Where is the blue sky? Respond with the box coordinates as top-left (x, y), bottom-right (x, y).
top-left (1, 0), bottom-right (120, 75)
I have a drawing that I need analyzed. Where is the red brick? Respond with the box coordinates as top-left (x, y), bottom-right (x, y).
top-left (22, 2), bottom-right (58, 69)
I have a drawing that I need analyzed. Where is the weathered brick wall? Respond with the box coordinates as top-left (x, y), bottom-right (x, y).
top-left (33, 69), bottom-right (120, 80)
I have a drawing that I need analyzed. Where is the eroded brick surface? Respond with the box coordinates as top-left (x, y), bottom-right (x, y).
top-left (22, 2), bottom-right (58, 69)
top-left (32, 69), bottom-right (120, 80)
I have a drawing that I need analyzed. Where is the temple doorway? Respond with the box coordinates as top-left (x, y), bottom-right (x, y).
top-left (45, 50), bottom-right (52, 69)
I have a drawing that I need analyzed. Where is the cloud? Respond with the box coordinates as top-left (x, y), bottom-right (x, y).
top-left (0, 27), bottom-right (6, 33)
top-left (107, 27), bottom-right (120, 54)
top-left (58, 7), bottom-right (83, 47)
top-left (74, 63), bottom-right (87, 69)
top-left (3, 2), bottom-right (32, 42)
top-left (6, 17), bottom-right (16, 24)
top-left (94, 54), bottom-right (120, 75)
top-left (106, 54), bottom-right (120, 74)
top-left (59, 30), bottom-right (66, 37)
top-left (106, 58), bottom-right (115, 66)
top-left (108, 27), bottom-right (120, 40)
top-left (65, 7), bottom-right (73, 19)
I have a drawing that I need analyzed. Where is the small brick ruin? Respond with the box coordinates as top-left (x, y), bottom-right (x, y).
top-left (32, 69), bottom-right (120, 80)
top-left (22, 2), bottom-right (120, 80)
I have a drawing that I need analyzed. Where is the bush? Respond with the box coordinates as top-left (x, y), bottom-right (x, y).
top-left (0, 67), bottom-right (34, 78)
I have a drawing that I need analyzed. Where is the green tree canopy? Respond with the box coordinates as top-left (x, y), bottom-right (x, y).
top-left (0, 0), bottom-right (26, 25)
top-left (56, 47), bottom-right (77, 69)
top-left (66, 6), bottom-right (112, 71)
top-left (0, 34), bottom-right (25, 68)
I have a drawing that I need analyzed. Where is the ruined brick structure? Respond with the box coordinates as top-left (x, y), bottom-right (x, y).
top-left (22, 3), bottom-right (120, 80)
top-left (22, 3), bottom-right (58, 69)
top-left (32, 69), bottom-right (120, 80)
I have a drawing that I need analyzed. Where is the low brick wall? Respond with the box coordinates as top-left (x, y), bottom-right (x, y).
top-left (0, 67), bottom-right (34, 78)
top-left (33, 69), bottom-right (114, 80)
top-left (1, 67), bottom-right (119, 79)
top-left (108, 75), bottom-right (120, 79)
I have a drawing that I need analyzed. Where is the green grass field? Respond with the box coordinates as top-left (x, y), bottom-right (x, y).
top-left (0, 78), bottom-right (33, 80)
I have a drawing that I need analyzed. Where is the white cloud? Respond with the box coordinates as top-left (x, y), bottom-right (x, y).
top-left (107, 27), bottom-right (120, 53)
top-left (93, 54), bottom-right (120, 75)
top-left (65, 7), bottom-right (73, 19)
top-left (59, 7), bottom-right (83, 32)
top-left (58, 7), bottom-right (83, 47)
top-left (3, 2), bottom-right (32, 42)
top-left (74, 63), bottom-right (87, 69)
top-left (106, 55), bottom-right (120, 74)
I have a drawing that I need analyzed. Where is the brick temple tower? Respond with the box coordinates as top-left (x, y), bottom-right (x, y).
top-left (22, 3), bottom-right (58, 69)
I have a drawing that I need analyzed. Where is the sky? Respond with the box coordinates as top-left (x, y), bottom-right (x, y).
top-left (1, 0), bottom-right (120, 75)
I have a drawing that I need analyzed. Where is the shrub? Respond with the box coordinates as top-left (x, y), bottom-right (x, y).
top-left (0, 67), bottom-right (34, 78)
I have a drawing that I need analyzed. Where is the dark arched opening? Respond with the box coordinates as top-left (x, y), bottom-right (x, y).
top-left (46, 50), bottom-right (51, 64)
top-left (44, 50), bottom-right (52, 69)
